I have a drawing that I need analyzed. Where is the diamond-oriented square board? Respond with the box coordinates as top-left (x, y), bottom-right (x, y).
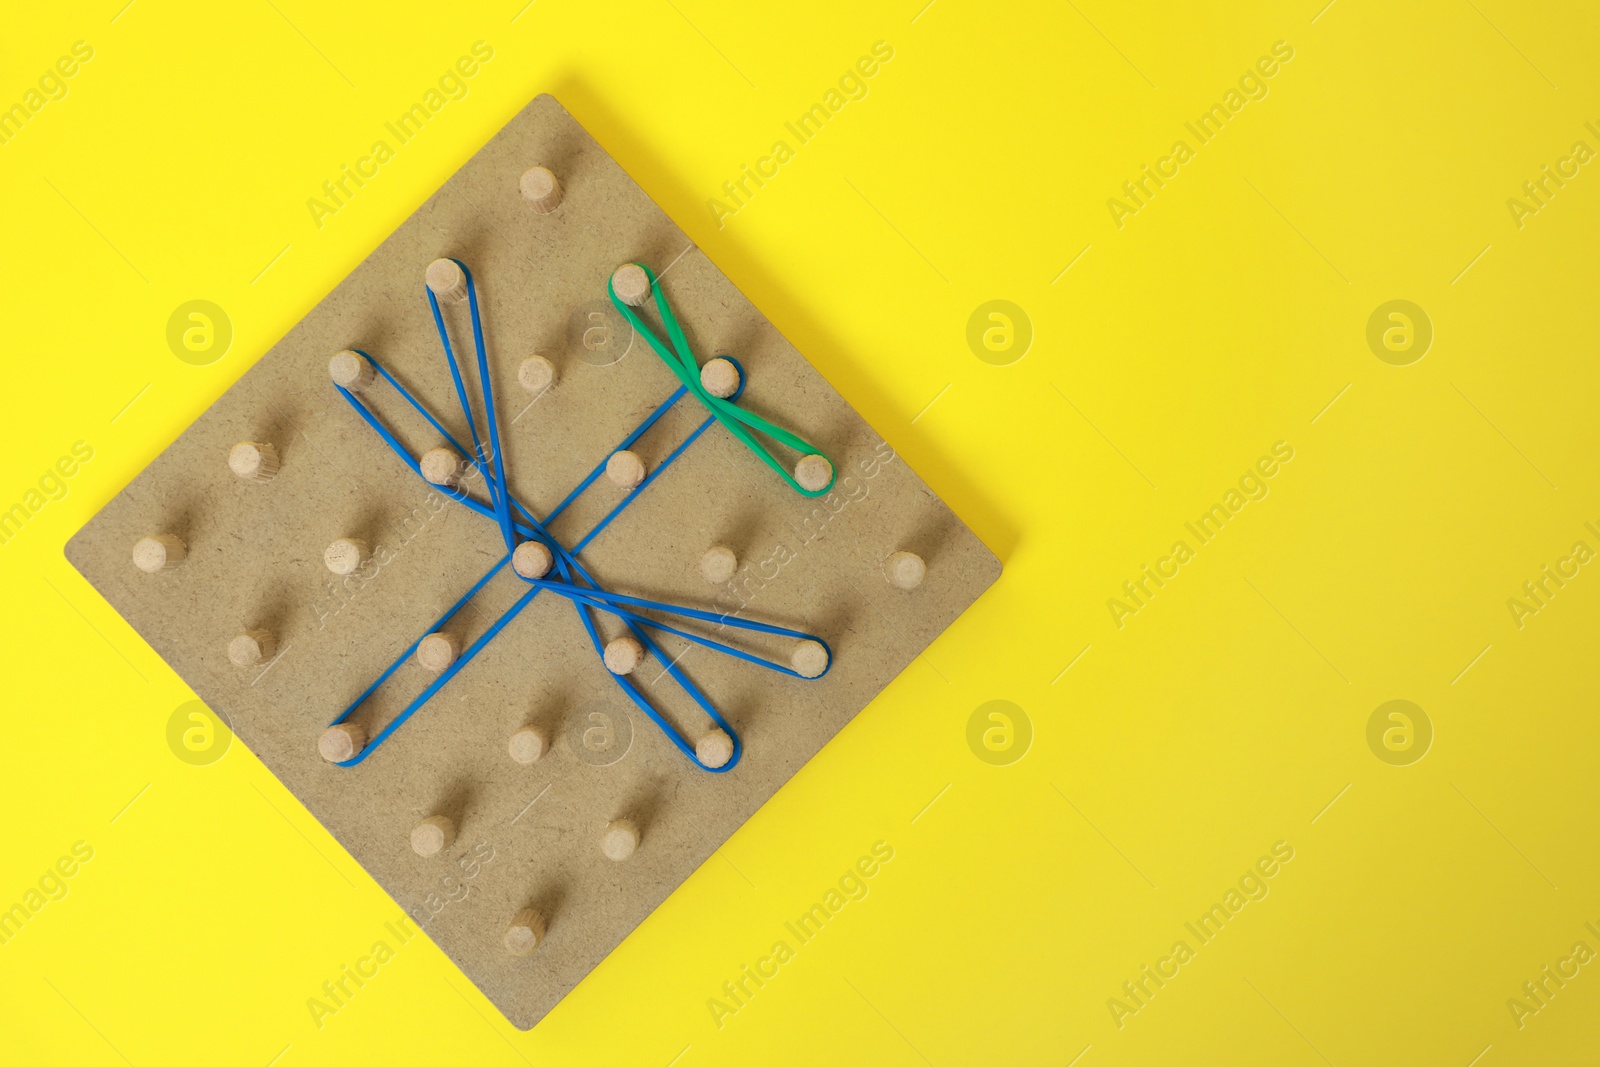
top-left (63, 93), bottom-right (998, 1029)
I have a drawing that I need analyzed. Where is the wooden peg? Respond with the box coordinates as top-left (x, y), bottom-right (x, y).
top-left (509, 726), bottom-right (547, 765)
top-left (328, 349), bottom-right (374, 391)
top-left (416, 632), bottom-right (458, 672)
top-left (885, 550), bottom-right (926, 590)
top-left (700, 357), bottom-right (740, 399)
top-left (603, 636), bottom-right (644, 675)
top-left (605, 449), bottom-right (646, 489)
top-left (512, 541), bottom-right (553, 580)
top-left (319, 721), bottom-right (364, 763)
top-left (410, 814), bottom-right (456, 857)
top-left (503, 908), bottom-right (546, 956)
top-left (228, 629), bottom-right (275, 667)
top-left (610, 263), bottom-right (650, 307)
top-left (519, 166), bottom-right (563, 214)
top-left (426, 258), bottom-right (467, 305)
top-left (601, 819), bottom-right (639, 861)
top-left (133, 534), bottom-right (186, 573)
top-left (697, 729), bottom-right (734, 769)
top-left (793, 454), bottom-right (833, 493)
top-left (420, 447), bottom-right (464, 487)
top-left (791, 640), bottom-right (829, 678)
top-left (324, 538), bottom-right (368, 576)
top-left (518, 355), bottom-right (555, 395)
top-left (228, 442), bottom-right (279, 482)
top-left (699, 545), bottom-right (737, 585)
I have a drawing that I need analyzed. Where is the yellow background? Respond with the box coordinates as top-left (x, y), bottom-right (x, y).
top-left (2, 0), bottom-right (1597, 1063)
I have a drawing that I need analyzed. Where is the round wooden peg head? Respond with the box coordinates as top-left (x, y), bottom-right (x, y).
top-left (329, 349), bottom-right (375, 391)
top-left (228, 629), bottom-right (275, 667)
top-left (133, 534), bottom-right (186, 573)
top-left (697, 729), bottom-right (734, 769)
top-left (700, 357), bottom-right (740, 399)
top-left (503, 908), bottom-right (546, 956)
top-left (610, 263), bottom-right (650, 306)
top-left (791, 640), bottom-right (829, 679)
top-left (426, 258), bottom-right (467, 304)
top-left (519, 166), bottom-right (563, 214)
top-left (699, 545), bottom-right (738, 585)
top-left (601, 819), bottom-right (639, 861)
top-left (518, 355), bottom-right (555, 395)
top-left (509, 726), bottom-right (547, 765)
top-left (420, 447), bottom-right (463, 487)
top-left (512, 541), bottom-right (553, 580)
top-left (794, 454), bottom-right (833, 493)
top-left (884, 551), bottom-right (927, 590)
top-left (416, 632), bottom-right (459, 672)
top-left (324, 538), bottom-right (368, 576)
top-left (603, 636), bottom-right (645, 675)
top-left (605, 449), bottom-right (646, 489)
top-left (229, 442), bottom-right (279, 482)
top-left (319, 722), bottom-right (364, 763)
top-left (411, 814), bottom-right (456, 857)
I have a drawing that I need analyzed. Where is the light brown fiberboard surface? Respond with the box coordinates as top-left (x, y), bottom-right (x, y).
top-left (65, 94), bottom-right (999, 1029)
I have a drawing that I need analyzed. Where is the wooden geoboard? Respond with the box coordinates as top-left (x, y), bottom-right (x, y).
top-left (66, 94), bottom-right (999, 1029)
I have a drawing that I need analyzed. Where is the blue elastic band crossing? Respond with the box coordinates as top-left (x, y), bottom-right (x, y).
top-left (325, 260), bottom-right (831, 771)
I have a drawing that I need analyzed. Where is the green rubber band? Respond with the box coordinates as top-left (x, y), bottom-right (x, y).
top-left (608, 263), bottom-right (836, 498)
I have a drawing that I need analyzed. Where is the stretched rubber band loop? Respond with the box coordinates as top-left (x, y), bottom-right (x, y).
top-left (608, 263), bottom-right (836, 497)
top-left (426, 262), bottom-right (517, 552)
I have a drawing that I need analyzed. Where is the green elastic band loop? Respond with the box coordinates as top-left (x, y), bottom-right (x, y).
top-left (608, 263), bottom-right (836, 498)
